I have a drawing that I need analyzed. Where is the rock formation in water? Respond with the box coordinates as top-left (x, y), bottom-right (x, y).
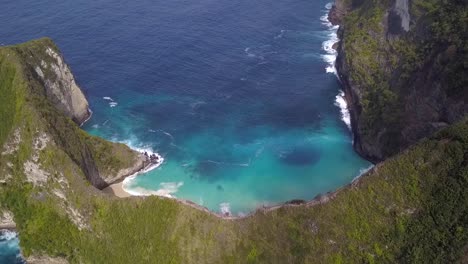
top-left (333, 0), bottom-right (468, 162)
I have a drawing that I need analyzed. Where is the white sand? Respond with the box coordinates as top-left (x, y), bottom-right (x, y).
top-left (103, 182), bottom-right (131, 198)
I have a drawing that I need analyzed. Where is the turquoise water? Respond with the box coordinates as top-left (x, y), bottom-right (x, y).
top-left (0, 0), bottom-right (371, 216)
top-left (0, 231), bottom-right (23, 263)
top-left (79, 2), bottom-right (372, 215)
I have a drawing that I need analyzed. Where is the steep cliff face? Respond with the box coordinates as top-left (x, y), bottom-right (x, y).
top-left (12, 38), bottom-right (91, 125)
top-left (334, 0), bottom-right (468, 161)
top-left (0, 38), bottom-right (144, 191)
top-left (0, 39), bottom-right (467, 264)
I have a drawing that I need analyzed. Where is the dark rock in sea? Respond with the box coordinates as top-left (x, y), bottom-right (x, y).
top-left (332, 42), bottom-right (339, 51)
top-left (217, 185), bottom-right (224, 191)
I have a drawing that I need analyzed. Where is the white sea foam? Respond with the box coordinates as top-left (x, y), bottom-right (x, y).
top-left (274, 29), bottom-right (286, 39)
top-left (255, 146), bottom-right (265, 158)
top-left (79, 108), bottom-right (93, 127)
top-left (121, 140), bottom-right (161, 158)
top-left (119, 139), bottom-right (165, 173)
top-left (334, 91), bottom-right (351, 130)
top-left (103, 96), bottom-right (118, 107)
top-left (0, 230), bottom-right (17, 241)
top-left (320, 7), bottom-right (339, 76)
top-left (320, 3), bottom-right (352, 129)
top-left (158, 129), bottom-right (175, 140)
top-left (116, 138), bottom-right (167, 196)
top-left (244, 47), bottom-right (256, 58)
top-left (123, 181), bottom-right (183, 198)
top-left (219, 202), bottom-right (231, 215)
top-left (205, 159), bottom-right (251, 167)
top-left (352, 165), bottom-right (375, 182)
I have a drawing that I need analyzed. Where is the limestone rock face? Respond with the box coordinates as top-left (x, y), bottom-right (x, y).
top-left (18, 38), bottom-right (91, 125)
top-left (40, 47), bottom-right (91, 125)
top-left (0, 210), bottom-right (16, 229)
top-left (26, 255), bottom-right (69, 264)
top-left (100, 153), bottom-right (147, 185)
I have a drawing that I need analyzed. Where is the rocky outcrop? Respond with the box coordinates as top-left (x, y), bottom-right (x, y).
top-left (328, 0), bottom-right (348, 25)
top-left (41, 46), bottom-right (91, 125)
top-left (392, 0), bottom-right (410, 32)
top-left (2, 38), bottom-right (146, 190)
top-left (16, 38), bottom-right (91, 125)
top-left (101, 153), bottom-right (147, 185)
top-left (0, 210), bottom-right (16, 229)
top-left (332, 0), bottom-right (468, 161)
top-left (26, 255), bottom-right (69, 264)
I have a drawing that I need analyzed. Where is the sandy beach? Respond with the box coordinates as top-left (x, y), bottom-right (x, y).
top-left (103, 181), bottom-right (131, 198)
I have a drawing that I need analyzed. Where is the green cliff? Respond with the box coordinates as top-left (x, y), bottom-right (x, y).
top-left (334, 0), bottom-right (467, 162)
top-left (0, 38), bottom-right (467, 263)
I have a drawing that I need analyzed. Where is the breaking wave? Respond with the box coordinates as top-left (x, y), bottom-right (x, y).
top-left (320, 4), bottom-right (339, 75)
top-left (219, 202), bottom-right (231, 215)
top-left (352, 165), bottom-right (375, 182)
top-left (123, 181), bottom-right (183, 198)
top-left (321, 3), bottom-right (352, 130)
top-left (0, 230), bottom-right (16, 241)
top-left (334, 91), bottom-right (351, 130)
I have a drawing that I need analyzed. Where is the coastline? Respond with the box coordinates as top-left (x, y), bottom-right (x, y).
top-left (104, 162), bottom-right (378, 220)
top-left (0, 224), bottom-right (16, 231)
top-left (103, 181), bottom-right (131, 198)
top-left (101, 1), bottom-right (375, 220)
top-left (103, 151), bottom-right (164, 197)
top-left (329, 0), bottom-right (380, 164)
top-left (0, 211), bottom-right (16, 231)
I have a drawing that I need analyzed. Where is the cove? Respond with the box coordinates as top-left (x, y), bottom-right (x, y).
top-left (0, 0), bottom-right (371, 215)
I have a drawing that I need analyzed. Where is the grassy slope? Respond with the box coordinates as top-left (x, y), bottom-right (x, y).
top-left (0, 40), bottom-right (467, 263)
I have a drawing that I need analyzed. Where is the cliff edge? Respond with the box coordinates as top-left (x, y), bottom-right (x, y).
top-left (13, 38), bottom-right (91, 125)
top-left (0, 38), bottom-right (466, 263)
top-left (0, 38), bottom-right (145, 191)
top-left (333, 0), bottom-right (467, 162)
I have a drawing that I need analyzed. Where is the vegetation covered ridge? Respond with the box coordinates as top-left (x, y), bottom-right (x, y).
top-left (333, 0), bottom-right (468, 162)
top-left (0, 38), bottom-right (467, 263)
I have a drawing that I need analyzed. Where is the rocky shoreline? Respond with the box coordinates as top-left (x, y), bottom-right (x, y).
top-left (154, 164), bottom-right (377, 220)
top-left (103, 0), bottom-right (377, 219)
top-left (102, 151), bottom-right (161, 187)
top-left (328, 0), bottom-right (381, 163)
top-left (106, 152), bottom-right (376, 220)
top-left (103, 152), bottom-right (164, 195)
top-left (0, 211), bottom-right (16, 230)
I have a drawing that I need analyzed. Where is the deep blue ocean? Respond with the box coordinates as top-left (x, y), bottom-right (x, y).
top-left (0, 0), bottom-right (371, 259)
